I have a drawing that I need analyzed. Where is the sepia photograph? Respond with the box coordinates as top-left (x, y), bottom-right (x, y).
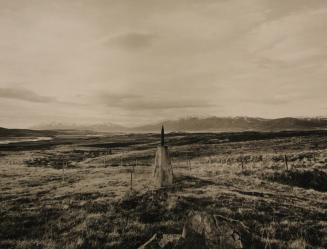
top-left (1, 1), bottom-right (327, 248)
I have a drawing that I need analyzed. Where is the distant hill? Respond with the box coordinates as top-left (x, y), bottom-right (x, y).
top-left (132, 117), bottom-right (327, 132)
top-left (0, 127), bottom-right (57, 137)
top-left (31, 122), bottom-right (127, 133)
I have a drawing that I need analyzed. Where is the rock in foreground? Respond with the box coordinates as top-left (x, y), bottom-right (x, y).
top-left (138, 212), bottom-right (248, 249)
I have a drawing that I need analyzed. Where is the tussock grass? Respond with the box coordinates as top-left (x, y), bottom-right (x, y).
top-left (1, 131), bottom-right (327, 248)
top-left (266, 169), bottom-right (327, 192)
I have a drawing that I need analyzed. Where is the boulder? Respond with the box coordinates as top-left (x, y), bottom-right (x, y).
top-left (138, 212), bottom-right (247, 249)
top-left (182, 212), bottom-right (245, 249)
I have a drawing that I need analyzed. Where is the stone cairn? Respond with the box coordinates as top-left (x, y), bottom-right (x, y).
top-left (153, 126), bottom-right (173, 187)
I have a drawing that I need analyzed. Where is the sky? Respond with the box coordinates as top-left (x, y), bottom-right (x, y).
top-left (1, 0), bottom-right (327, 128)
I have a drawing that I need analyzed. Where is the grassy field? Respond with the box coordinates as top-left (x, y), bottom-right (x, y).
top-left (1, 131), bottom-right (327, 249)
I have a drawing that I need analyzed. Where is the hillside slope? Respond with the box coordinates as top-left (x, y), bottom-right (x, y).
top-left (0, 127), bottom-right (57, 138)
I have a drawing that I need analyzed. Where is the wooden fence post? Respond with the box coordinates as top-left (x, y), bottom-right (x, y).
top-left (130, 170), bottom-right (133, 191)
top-left (284, 155), bottom-right (288, 171)
top-left (62, 159), bottom-right (65, 182)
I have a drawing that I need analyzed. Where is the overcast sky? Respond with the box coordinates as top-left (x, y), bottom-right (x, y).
top-left (1, 0), bottom-right (327, 128)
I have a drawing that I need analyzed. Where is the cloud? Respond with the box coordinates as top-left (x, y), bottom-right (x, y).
top-left (1, 0), bottom-right (326, 128)
top-left (246, 6), bottom-right (327, 66)
top-left (241, 88), bottom-right (324, 106)
top-left (243, 96), bottom-right (294, 105)
top-left (97, 93), bottom-right (214, 110)
top-left (104, 32), bottom-right (157, 51)
top-left (0, 87), bottom-right (57, 103)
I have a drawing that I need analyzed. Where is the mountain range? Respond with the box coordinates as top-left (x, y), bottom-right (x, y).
top-left (29, 117), bottom-right (327, 133)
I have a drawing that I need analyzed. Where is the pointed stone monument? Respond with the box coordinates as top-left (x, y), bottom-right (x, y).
top-left (153, 125), bottom-right (173, 187)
